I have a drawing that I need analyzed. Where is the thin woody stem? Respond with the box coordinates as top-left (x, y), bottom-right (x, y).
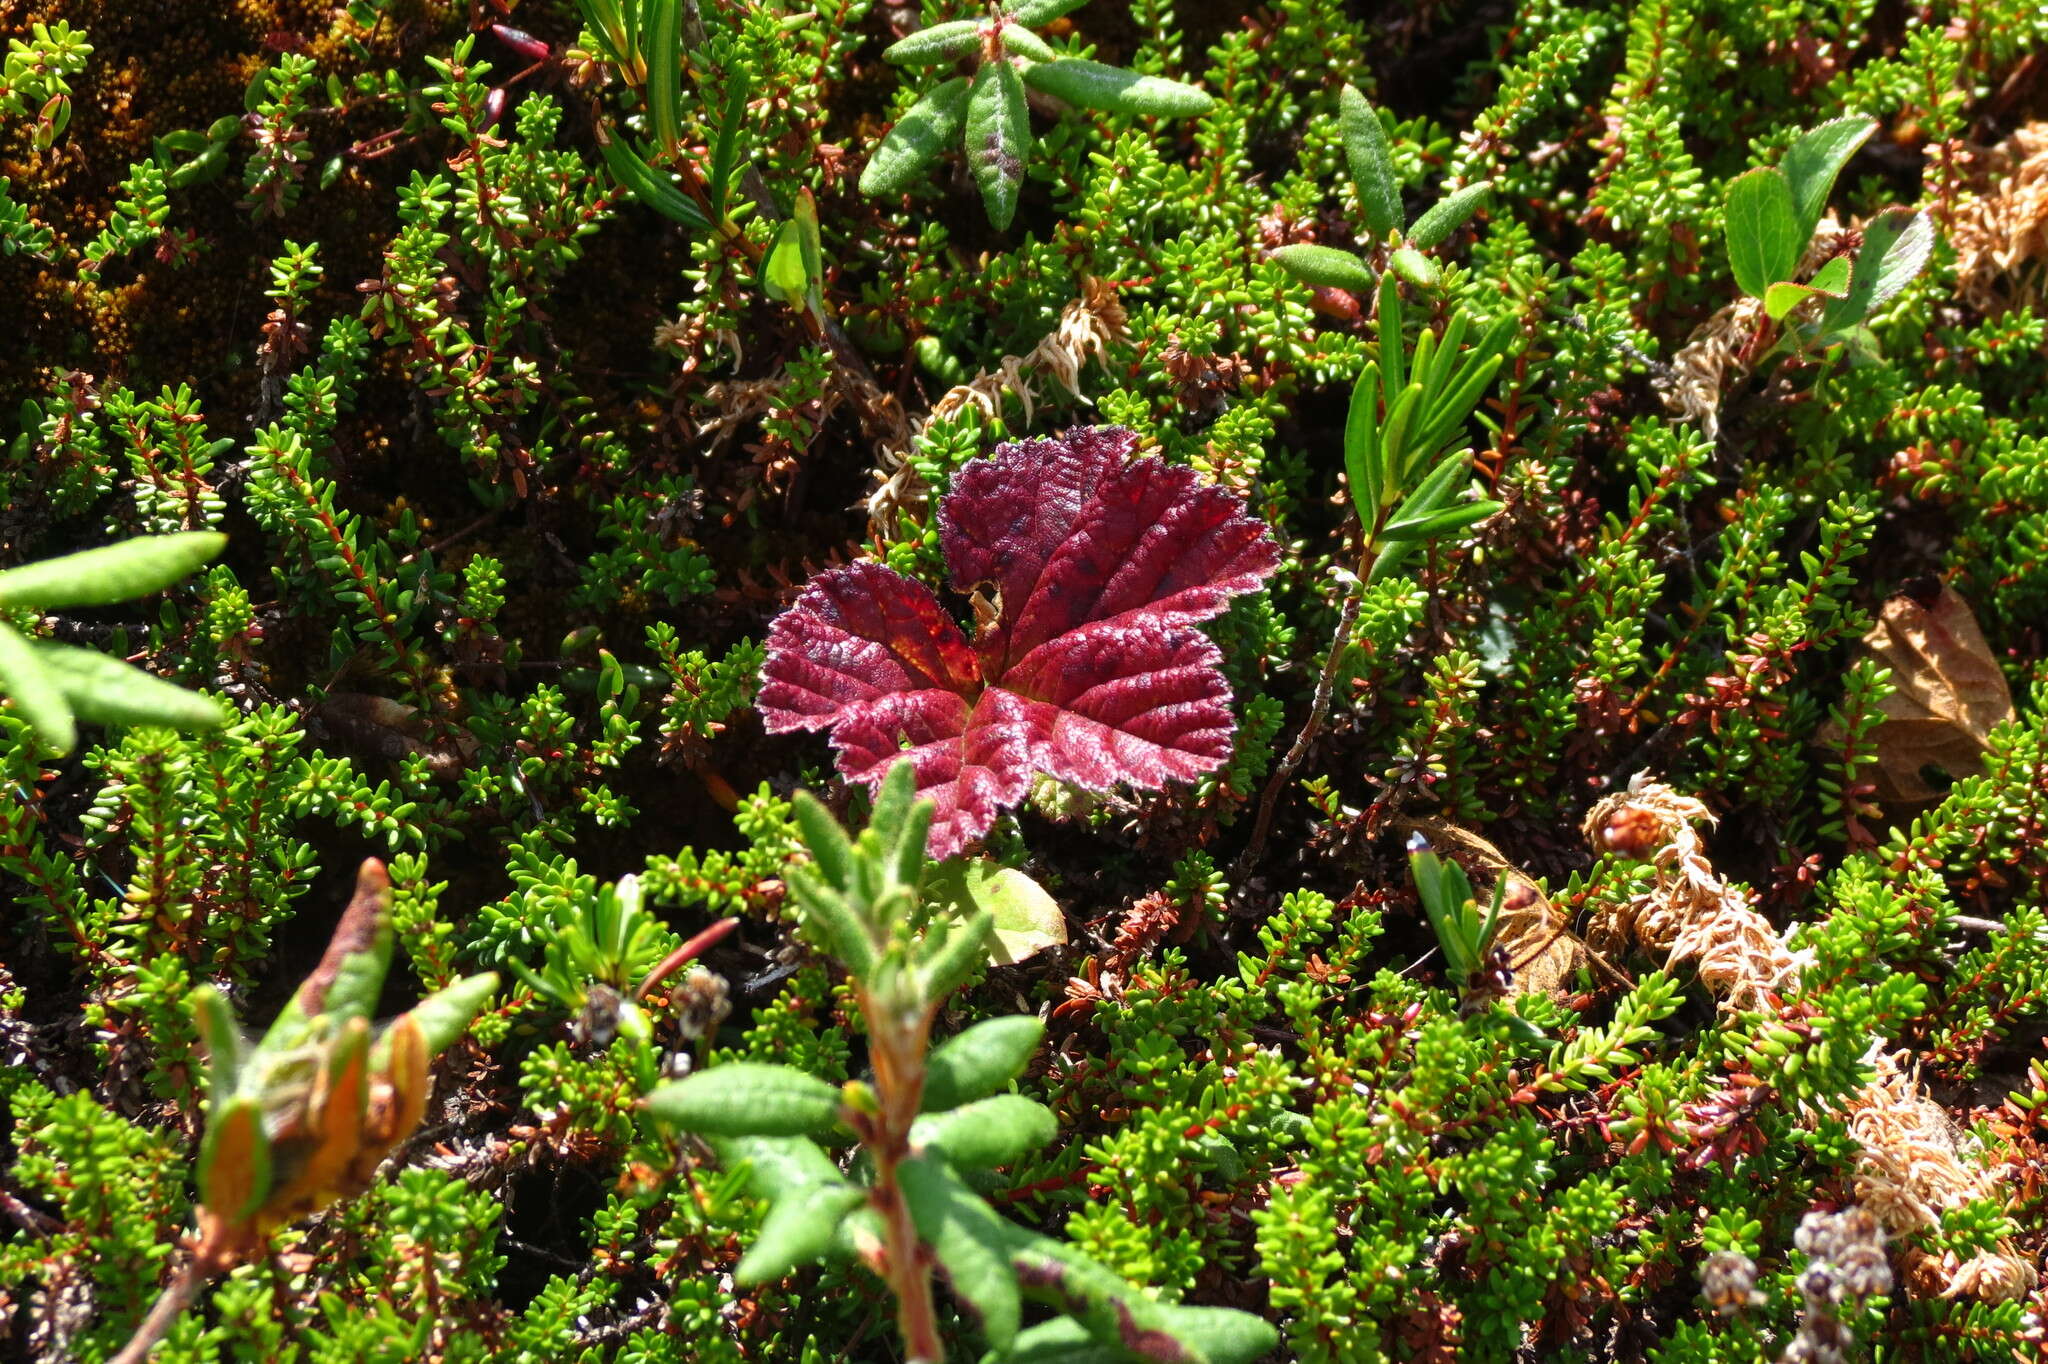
top-left (1236, 572), bottom-right (1365, 883)
top-left (108, 1256), bottom-right (210, 1364)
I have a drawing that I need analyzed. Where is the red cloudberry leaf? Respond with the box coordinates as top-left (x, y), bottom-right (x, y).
top-left (758, 428), bottom-right (1279, 858)
top-left (757, 561), bottom-right (978, 732)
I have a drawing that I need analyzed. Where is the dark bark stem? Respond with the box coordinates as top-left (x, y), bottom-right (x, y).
top-left (1235, 577), bottom-right (1365, 884)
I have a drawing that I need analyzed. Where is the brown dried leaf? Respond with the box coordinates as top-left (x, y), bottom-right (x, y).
top-left (1856, 585), bottom-right (2014, 802)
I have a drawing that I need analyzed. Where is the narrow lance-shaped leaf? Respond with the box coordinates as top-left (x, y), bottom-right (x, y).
top-left (789, 862), bottom-right (881, 976)
top-left (919, 907), bottom-right (993, 1000)
top-left (967, 60), bottom-right (1029, 230)
top-left (1343, 360), bottom-right (1383, 522)
top-left (735, 1181), bottom-right (868, 1284)
top-left (1406, 179), bottom-right (1492, 249)
top-left (1019, 58), bottom-right (1214, 118)
top-left (0, 530), bottom-right (225, 608)
top-left (0, 621), bottom-right (76, 755)
top-left (1377, 273), bottom-right (1405, 414)
top-left (1339, 84), bottom-right (1401, 238)
top-left (641, 0), bottom-right (682, 152)
top-left (922, 1015), bottom-right (1046, 1112)
top-left (33, 642), bottom-right (228, 734)
top-left (1270, 243), bottom-right (1376, 292)
top-left (645, 1062), bottom-right (848, 1138)
top-left (597, 129), bottom-right (711, 230)
top-left (396, 972), bottom-right (499, 1055)
top-left (913, 1094), bottom-right (1057, 1168)
top-left (1005, 0), bottom-right (1090, 23)
top-left (882, 19), bottom-right (981, 66)
top-left (898, 1157), bottom-right (1024, 1348)
top-left (705, 67), bottom-right (751, 223)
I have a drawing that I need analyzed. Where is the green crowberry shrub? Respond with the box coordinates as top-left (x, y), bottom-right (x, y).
top-left (2, 1), bottom-right (2047, 1362)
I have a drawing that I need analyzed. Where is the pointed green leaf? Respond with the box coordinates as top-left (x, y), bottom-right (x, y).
top-left (792, 789), bottom-right (857, 893)
top-left (882, 19), bottom-right (981, 66)
top-left (705, 68), bottom-right (752, 223)
top-left (1270, 243), bottom-right (1375, 292)
top-left (1380, 497), bottom-right (1501, 542)
top-left (189, 984), bottom-right (244, 1102)
top-left (762, 220), bottom-right (809, 306)
top-left (0, 531), bottom-right (225, 609)
top-left (1781, 115), bottom-right (1876, 243)
top-left (1001, 25), bottom-right (1056, 62)
top-left (1406, 179), bottom-right (1492, 249)
top-left (397, 972), bottom-right (498, 1056)
top-left (1343, 360), bottom-right (1383, 521)
top-left (597, 130), bottom-right (711, 230)
top-left (923, 1015), bottom-right (1046, 1112)
top-left (1377, 273), bottom-right (1405, 413)
top-left (1821, 207), bottom-right (1933, 334)
top-left (1005, 0), bottom-right (1089, 23)
top-left (1339, 84), bottom-right (1400, 238)
top-left (646, 1063), bottom-right (847, 1138)
top-left (1388, 243), bottom-right (1440, 288)
top-left (1724, 167), bottom-right (1801, 298)
top-left (33, 643), bottom-right (228, 734)
top-left (1378, 379), bottom-right (1427, 486)
top-left (899, 1157), bottom-right (1022, 1348)
top-left (717, 1133), bottom-right (844, 1198)
top-left (786, 862), bottom-right (879, 975)
top-left (0, 622), bottom-right (75, 755)
top-left (735, 1180), bottom-right (867, 1284)
top-left (966, 61), bottom-right (1029, 229)
top-left (1020, 58), bottom-right (1213, 118)
top-left (913, 1094), bottom-right (1056, 1168)
top-left (919, 907), bottom-right (993, 999)
top-left (642, 0), bottom-right (682, 152)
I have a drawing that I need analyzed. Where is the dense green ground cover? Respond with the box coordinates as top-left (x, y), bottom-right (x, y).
top-left (3, 1), bottom-right (2047, 1360)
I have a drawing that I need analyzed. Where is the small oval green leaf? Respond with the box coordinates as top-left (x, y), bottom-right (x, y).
top-left (860, 77), bottom-right (973, 200)
top-left (966, 62), bottom-right (1030, 230)
top-left (735, 1181), bottom-right (866, 1284)
top-left (922, 1015), bottom-right (1046, 1112)
top-left (1270, 243), bottom-right (1376, 292)
top-left (883, 19), bottom-right (981, 67)
top-left (1339, 85), bottom-right (1401, 238)
top-left (913, 1094), bottom-right (1057, 1168)
top-left (646, 1063), bottom-right (847, 1138)
top-left (1406, 179), bottom-right (1492, 250)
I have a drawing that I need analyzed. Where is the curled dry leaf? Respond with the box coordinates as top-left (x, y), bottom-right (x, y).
top-left (1580, 776), bottom-right (1798, 1012)
top-left (1848, 584), bottom-right (2015, 803)
top-left (1844, 1050), bottom-right (2038, 1302)
top-left (1397, 819), bottom-right (1587, 1002)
